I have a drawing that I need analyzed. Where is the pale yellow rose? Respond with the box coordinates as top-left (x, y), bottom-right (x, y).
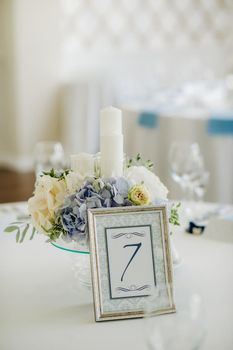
top-left (28, 175), bottom-right (67, 235)
top-left (128, 184), bottom-right (151, 205)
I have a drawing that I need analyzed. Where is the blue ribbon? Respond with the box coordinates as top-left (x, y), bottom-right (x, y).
top-left (207, 113), bottom-right (233, 135)
top-left (138, 111), bottom-right (158, 129)
top-left (50, 242), bottom-right (89, 254)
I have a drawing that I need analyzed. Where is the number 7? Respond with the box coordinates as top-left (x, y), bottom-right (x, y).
top-left (121, 243), bottom-right (142, 282)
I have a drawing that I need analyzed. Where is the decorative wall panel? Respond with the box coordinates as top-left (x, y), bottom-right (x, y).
top-left (61, 0), bottom-right (233, 51)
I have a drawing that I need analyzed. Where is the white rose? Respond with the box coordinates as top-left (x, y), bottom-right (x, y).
top-left (125, 166), bottom-right (168, 200)
top-left (64, 171), bottom-right (84, 194)
top-left (28, 175), bottom-right (67, 235)
top-left (28, 195), bottom-right (53, 234)
top-left (70, 153), bottom-right (95, 177)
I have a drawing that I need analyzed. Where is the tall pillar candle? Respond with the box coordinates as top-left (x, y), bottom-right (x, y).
top-left (100, 106), bottom-right (124, 177)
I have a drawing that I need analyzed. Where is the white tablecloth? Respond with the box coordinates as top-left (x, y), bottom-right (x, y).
top-left (0, 202), bottom-right (233, 350)
top-left (123, 109), bottom-right (233, 204)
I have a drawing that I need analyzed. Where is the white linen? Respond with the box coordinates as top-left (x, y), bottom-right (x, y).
top-left (0, 202), bottom-right (233, 350)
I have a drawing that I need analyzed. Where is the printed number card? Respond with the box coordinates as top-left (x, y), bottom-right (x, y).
top-left (88, 206), bottom-right (175, 321)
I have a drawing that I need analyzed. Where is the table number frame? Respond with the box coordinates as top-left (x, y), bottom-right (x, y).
top-left (88, 206), bottom-right (175, 321)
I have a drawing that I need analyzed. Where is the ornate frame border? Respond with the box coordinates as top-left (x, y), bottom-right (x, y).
top-left (88, 205), bottom-right (175, 322)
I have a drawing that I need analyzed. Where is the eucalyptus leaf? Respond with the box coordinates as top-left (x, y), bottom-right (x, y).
top-left (10, 221), bottom-right (24, 225)
top-left (19, 224), bottom-right (30, 243)
top-left (30, 227), bottom-right (36, 240)
top-left (4, 226), bottom-right (19, 233)
top-left (16, 229), bottom-right (20, 243)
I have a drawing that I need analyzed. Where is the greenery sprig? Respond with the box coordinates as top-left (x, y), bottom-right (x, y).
top-left (169, 202), bottom-right (181, 226)
top-left (126, 153), bottom-right (154, 170)
top-left (4, 220), bottom-right (36, 243)
top-left (42, 168), bottom-right (70, 181)
top-left (42, 217), bottom-right (66, 242)
top-left (4, 217), bottom-right (66, 243)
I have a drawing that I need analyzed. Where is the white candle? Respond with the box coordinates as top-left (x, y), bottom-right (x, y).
top-left (70, 153), bottom-right (94, 177)
top-left (100, 106), bottom-right (124, 177)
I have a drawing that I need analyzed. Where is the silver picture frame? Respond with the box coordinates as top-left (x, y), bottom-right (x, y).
top-left (88, 205), bottom-right (175, 322)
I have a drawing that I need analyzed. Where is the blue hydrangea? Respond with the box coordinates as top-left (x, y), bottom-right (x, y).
top-left (59, 177), bottom-right (132, 240)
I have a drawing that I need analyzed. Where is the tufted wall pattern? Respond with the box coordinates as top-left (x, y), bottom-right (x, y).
top-left (61, 0), bottom-right (233, 51)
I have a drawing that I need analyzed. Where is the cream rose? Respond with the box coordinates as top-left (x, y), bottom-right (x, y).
top-left (64, 171), bottom-right (84, 194)
top-left (28, 175), bottom-right (67, 235)
top-left (125, 166), bottom-right (168, 200)
top-left (128, 184), bottom-right (150, 205)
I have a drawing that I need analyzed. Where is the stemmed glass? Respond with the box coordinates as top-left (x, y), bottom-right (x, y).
top-left (144, 286), bottom-right (206, 350)
top-left (193, 171), bottom-right (209, 202)
top-left (169, 142), bottom-right (209, 202)
top-left (34, 141), bottom-right (65, 177)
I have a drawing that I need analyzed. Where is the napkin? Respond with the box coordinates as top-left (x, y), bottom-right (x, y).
top-left (138, 111), bottom-right (158, 128)
top-left (207, 112), bottom-right (233, 135)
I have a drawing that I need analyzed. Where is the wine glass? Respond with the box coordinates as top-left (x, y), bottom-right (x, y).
top-left (34, 141), bottom-right (65, 177)
top-left (169, 142), bottom-right (206, 201)
top-left (144, 286), bottom-right (206, 350)
top-left (193, 170), bottom-right (209, 201)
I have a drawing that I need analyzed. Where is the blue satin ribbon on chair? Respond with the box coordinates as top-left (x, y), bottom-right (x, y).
top-left (207, 113), bottom-right (233, 135)
top-left (138, 111), bottom-right (158, 129)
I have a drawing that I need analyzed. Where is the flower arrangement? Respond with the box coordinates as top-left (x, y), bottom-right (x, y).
top-left (5, 154), bottom-right (180, 243)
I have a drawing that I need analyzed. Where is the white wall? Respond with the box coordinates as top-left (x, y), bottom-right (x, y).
top-left (0, 0), bottom-right (18, 164)
top-left (0, 0), bottom-right (62, 171)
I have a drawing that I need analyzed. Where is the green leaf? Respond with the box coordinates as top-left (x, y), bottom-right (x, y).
top-left (9, 221), bottom-right (24, 225)
top-left (169, 202), bottom-right (181, 226)
top-left (42, 168), bottom-right (70, 181)
top-left (126, 153), bottom-right (154, 171)
top-left (19, 224), bottom-right (30, 243)
top-left (29, 227), bottom-right (36, 240)
top-left (16, 229), bottom-right (20, 243)
top-left (4, 225), bottom-right (19, 233)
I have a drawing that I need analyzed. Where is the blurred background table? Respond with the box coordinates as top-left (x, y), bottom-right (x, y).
top-left (60, 79), bottom-right (233, 204)
top-left (122, 108), bottom-right (233, 203)
top-left (0, 201), bottom-right (233, 350)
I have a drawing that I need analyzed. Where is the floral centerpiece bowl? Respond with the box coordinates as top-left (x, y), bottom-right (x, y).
top-left (6, 154), bottom-right (180, 290)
